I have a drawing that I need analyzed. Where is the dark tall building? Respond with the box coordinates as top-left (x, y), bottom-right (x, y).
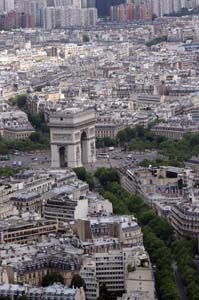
top-left (96, 0), bottom-right (125, 17)
top-left (0, 11), bottom-right (35, 30)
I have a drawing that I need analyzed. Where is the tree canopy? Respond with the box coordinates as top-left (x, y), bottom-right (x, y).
top-left (42, 272), bottom-right (64, 287)
top-left (73, 167), bottom-right (95, 190)
top-left (95, 167), bottom-right (119, 188)
top-left (71, 274), bottom-right (86, 289)
top-left (10, 94), bottom-right (27, 109)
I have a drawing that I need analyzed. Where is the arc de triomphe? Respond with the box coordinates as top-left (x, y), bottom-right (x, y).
top-left (49, 108), bottom-right (96, 168)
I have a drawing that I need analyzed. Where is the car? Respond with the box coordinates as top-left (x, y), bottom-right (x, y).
top-left (31, 157), bottom-right (38, 161)
top-left (112, 156), bottom-right (119, 159)
top-left (18, 161), bottom-right (22, 167)
top-left (14, 151), bottom-right (20, 156)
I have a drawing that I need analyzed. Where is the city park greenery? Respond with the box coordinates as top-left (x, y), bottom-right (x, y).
top-left (74, 167), bottom-right (199, 300)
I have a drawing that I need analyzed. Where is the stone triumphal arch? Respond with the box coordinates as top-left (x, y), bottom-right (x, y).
top-left (49, 108), bottom-right (96, 168)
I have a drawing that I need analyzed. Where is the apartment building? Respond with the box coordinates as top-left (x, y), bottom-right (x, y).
top-left (121, 166), bottom-right (191, 201)
top-left (151, 120), bottom-right (199, 140)
top-left (82, 238), bottom-right (121, 254)
top-left (170, 201), bottom-right (199, 238)
top-left (81, 247), bottom-right (155, 300)
top-left (0, 237), bottom-right (83, 286)
top-left (10, 192), bottom-right (42, 215)
top-left (96, 123), bottom-right (125, 139)
top-left (80, 250), bottom-right (124, 300)
top-left (0, 218), bottom-right (59, 244)
top-left (0, 284), bottom-right (85, 300)
top-left (4, 255), bottom-right (80, 286)
top-left (75, 216), bottom-right (143, 247)
top-left (42, 6), bottom-right (97, 29)
top-left (136, 94), bottom-right (161, 109)
top-left (44, 195), bottom-right (88, 222)
top-left (1, 247), bottom-right (81, 287)
top-left (95, 250), bottom-right (125, 292)
top-left (80, 259), bottom-right (99, 300)
top-left (0, 110), bottom-right (34, 140)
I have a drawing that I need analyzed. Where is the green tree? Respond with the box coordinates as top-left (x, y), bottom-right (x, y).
top-left (0, 167), bottom-right (20, 177)
top-left (86, 173), bottom-right (95, 190)
top-left (73, 167), bottom-right (95, 190)
top-left (74, 167), bottom-right (87, 181)
top-left (27, 112), bottom-right (49, 134)
top-left (0, 142), bottom-right (8, 155)
top-left (71, 274), bottom-right (86, 289)
top-left (95, 168), bottom-right (119, 188)
top-left (16, 94), bottom-right (27, 109)
top-left (42, 272), bottom-right (64, 287)
top-left (116, 130), bottom-right (127, 145)
top-left (29, 132), bottom-right (41, 143)
top-left (96, 138), bottom-right (105, 148)
top-left (103, 191), bottom-right (128, 214)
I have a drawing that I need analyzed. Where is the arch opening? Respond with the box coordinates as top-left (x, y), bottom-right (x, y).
top-left (81, 131), bottom-right (88, 165)
top-left (59, 146), bottom-right (67, 168)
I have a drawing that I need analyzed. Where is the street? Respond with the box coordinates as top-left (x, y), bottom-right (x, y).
top-left (0, 150), bottom-right (51, 169)
top-left (86, 147), bottom-right (158, 173)
top-left (0, 147), bottom-right (158, 172)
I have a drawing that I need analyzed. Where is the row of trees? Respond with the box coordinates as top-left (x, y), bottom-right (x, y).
top-left (94, 167), bottom-right (199, 299)
top-left (172, 240), bottom-right (199, 300)
top-left (139, 158), bottom-right (184, 168)
top-left (96, 137), bottom-right (117, 148)
top-left (0, 167), bottom-right (21, 177)
top-left (143, 227), bottom-right (179, 300)
top-left (94, 168), bottom-right (179, 299)
top-left (0, 135), bottom-right (50, 155)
